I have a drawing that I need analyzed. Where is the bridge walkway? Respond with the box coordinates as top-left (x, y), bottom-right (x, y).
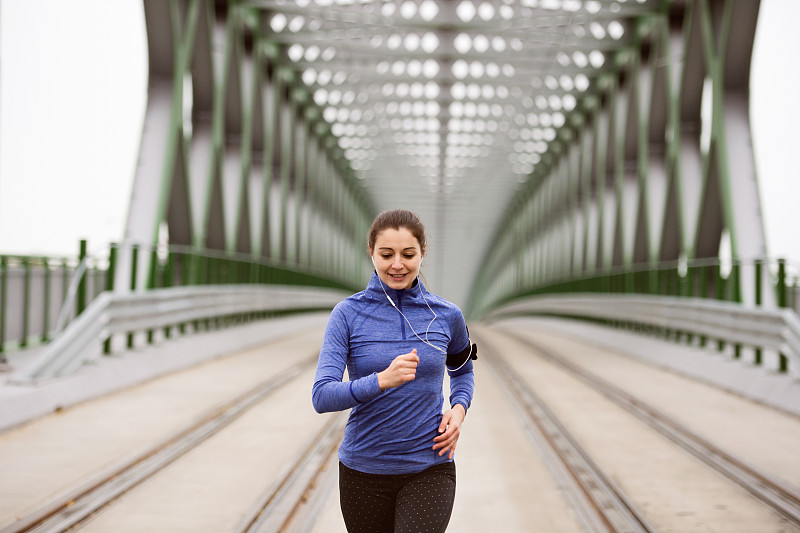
top-left (1, 314), bottom-right (799, 532)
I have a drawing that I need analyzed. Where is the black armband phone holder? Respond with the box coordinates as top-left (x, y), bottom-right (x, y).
top-left (446, 342), bottom-right (478, 369)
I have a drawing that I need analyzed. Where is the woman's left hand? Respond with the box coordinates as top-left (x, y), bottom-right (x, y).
top-left (432, 404), bottom-right (466, 459)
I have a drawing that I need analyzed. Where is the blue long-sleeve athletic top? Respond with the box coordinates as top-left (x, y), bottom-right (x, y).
top-left (312, 272), bottom-right (475, 475)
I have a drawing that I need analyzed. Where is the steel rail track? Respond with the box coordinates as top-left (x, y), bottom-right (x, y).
top-left (499, 327), bottom-right (800, 529)
top-left (237, 412), bottom-right (346, 533)
top-left (476, 332), bottom-right (655, 533)
top-left (1, 355), bottom-right (317, 533)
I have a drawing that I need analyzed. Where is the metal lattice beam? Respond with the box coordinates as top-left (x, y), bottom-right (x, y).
top-left (124, 0), bottom-right (767, 317)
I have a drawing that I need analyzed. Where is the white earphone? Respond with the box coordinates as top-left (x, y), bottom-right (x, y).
top-left (369, 253), bottom-right (443, 354)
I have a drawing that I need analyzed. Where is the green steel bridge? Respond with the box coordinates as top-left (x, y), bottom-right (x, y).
top-left (3, 0), bottom-right (797, 372)
top-left (3, 2), bottom-right (800, 531)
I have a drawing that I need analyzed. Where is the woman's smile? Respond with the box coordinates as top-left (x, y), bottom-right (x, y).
top-left (371, 227), bottom-right (423, 290)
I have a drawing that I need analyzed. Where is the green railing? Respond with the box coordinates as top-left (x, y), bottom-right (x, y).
top-left (0, 240), bottom-right (363, 356)
top-left (0, 243), bottom-right (107, 356)
top-left (141, 245), bottom-right (358, 293)
top-left (485, 256), bottom-right (800, 317)
top-left (481, 257), bottom-right (800, 374)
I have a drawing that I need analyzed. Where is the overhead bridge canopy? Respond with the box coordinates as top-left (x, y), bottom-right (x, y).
top-left (249, 0), bottom-right (653, 303)
top-left (129, 0), bottom-right (763, 314)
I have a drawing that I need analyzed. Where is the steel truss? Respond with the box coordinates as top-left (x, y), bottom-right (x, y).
top-left (470, 0), bottom-right (766, 316)
top-left (117, 0), bottom-right (375, 293)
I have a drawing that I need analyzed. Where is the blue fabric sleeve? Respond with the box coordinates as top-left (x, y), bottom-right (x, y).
top-left (312, 304), bottom-right (383, 413)
top-left (446, 310), bottom-right (475, 413)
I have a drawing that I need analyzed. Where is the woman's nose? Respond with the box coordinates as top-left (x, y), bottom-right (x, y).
top-left (392, 256), bottom-right (403, 269)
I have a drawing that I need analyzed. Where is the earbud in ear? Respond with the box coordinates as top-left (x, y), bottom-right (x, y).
top-left (420, 256), bottom-right (424, 265)
top-left (371, 257), bottom-right (376, 267)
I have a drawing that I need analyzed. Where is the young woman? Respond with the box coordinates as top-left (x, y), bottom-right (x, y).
top-left (312, 209), bottom-right (477, 533)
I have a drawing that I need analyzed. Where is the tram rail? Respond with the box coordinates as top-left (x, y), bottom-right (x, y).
top-left (237, 412), bottom-right (345, 533)
top-left (491, 325), bottom-right (800, 530)
top-left (476, 332), bottom-right (655, 533)
top-left (1, 355), bottom-right (318, 533)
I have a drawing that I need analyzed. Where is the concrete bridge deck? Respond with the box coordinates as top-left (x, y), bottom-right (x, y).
top-left (1, 314), bottom-right (799, 532)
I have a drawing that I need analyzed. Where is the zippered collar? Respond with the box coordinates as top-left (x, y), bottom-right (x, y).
top-left (367, 270), bottom-right (425, 305)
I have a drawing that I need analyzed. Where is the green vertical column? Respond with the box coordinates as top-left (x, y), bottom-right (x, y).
top-left (754, 259), bottom-right (762, 365)
top-left (20, 257), bottom-right (31, 348)
top-left (127, 245), bottom-right (139, 349)
top-left (685, 265), bottom-right (694, 344)
top-left (336, 172), bottom-right (345, 280)
top-left (715, 263), bottom-right (725, 352)
top-left (676, 265), bottom-right (685, 299)
top-left (188, 251), bottom-right (198, 286)
top-left (731, 262), bottom-right (741, 359)
top-left (648, 267), bottom-right (658, 295)
top-left (103, 245), bottom-right (118, 354)
top-left (146, 248), bottom-right (158, 344)
top-left (699, 263), bottom-right (708, 347)
top-left (279, 69), bottom-right (293, 262)
top-left (319, 152), bottom-right (330, 275)
top-left (164, 248), bottom-right (175, 288)
top-left (777, 259), bottom-right (788, 372)
top-left (77, 240), bottom-right (88, 316)
top-left (294, 103), bottom-right (307, 266)
top-left (305, 133), bottom-right (319, 271)
top-left (0, 257), bottom-right (6, 356)
top-left (148, 248), bottom-right (159, 290)
top-left (42, 259), bottom-right (51, 343)
top-left (777, 259), bottom-right (787, 308)
top-left (61, 258), bottom-right (69, 318)
top-left (685, 265), bottom-right (694, 297)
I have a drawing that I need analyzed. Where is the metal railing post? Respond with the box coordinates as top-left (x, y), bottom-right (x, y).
top-left (77, 240), bottom-right (88, 317)
top-left (731, 262), bottom-right (742, 358)
top-left (777, 259), bottom-right (787, 308)
top-left (20, 257), bottom-right (31, 348)
top-left (164, 249), bottom-right (175, 288)
top-left (103, 245), bottom-right (118, 355)
top-left (754, 259), bottom-right (763, 366)
top-left (164, 249), bottom-right (175, 338)
top-left (147, 248), bottom-right (158, 344)
top-left (685, 265), bottom-right (694, 343)
top-left (148, 248), bottom-right (159, 289)
top-left (715, 264), bottom-right (725, 352)
top-left (42, 259), bottom-right (51, 342)
top-left (127, 244), bottom-right (139, 349)
top-left (0, 257), bottom-right (7, 355)
top-left (777, 259), bottom-right (789, 372)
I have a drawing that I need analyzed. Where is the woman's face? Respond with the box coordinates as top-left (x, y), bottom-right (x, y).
top-left (370, 227), bottom-right (424, 290)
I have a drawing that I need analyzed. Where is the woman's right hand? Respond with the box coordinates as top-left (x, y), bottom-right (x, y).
top-left (377, 349), bottom-right (419, 390)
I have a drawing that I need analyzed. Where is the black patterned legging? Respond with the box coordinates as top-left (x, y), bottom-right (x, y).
top-left (338, 461), bottom-right (457, 533)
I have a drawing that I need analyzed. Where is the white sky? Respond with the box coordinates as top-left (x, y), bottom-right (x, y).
top-left (0, 0), bottom-right (798, 263)
top-left (0, 0), bottom-right (146, 258)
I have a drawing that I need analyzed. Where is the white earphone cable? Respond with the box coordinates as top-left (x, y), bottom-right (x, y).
top-left (375, 271), bottom-right (445, 354)
top-left (371, 258), bottom-right (473, 366)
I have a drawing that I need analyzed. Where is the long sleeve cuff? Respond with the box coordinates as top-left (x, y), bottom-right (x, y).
top-left (312, 372), bottom-right (383, 413)
top-left (448, 360), bottom-right (474, 413)
top-left (350, 372), bottom-right (383, 403)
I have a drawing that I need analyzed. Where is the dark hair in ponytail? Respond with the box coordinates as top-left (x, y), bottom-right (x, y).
top-left (367, 209), bottom-right (426, 252)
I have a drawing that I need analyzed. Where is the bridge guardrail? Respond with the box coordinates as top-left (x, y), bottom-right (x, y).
top-left (12, 285), bottom-right (347, 385)
top-left (1, 240), bottom-right (365, 358)
top-left (484, 293), bottom-right (800, 379)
